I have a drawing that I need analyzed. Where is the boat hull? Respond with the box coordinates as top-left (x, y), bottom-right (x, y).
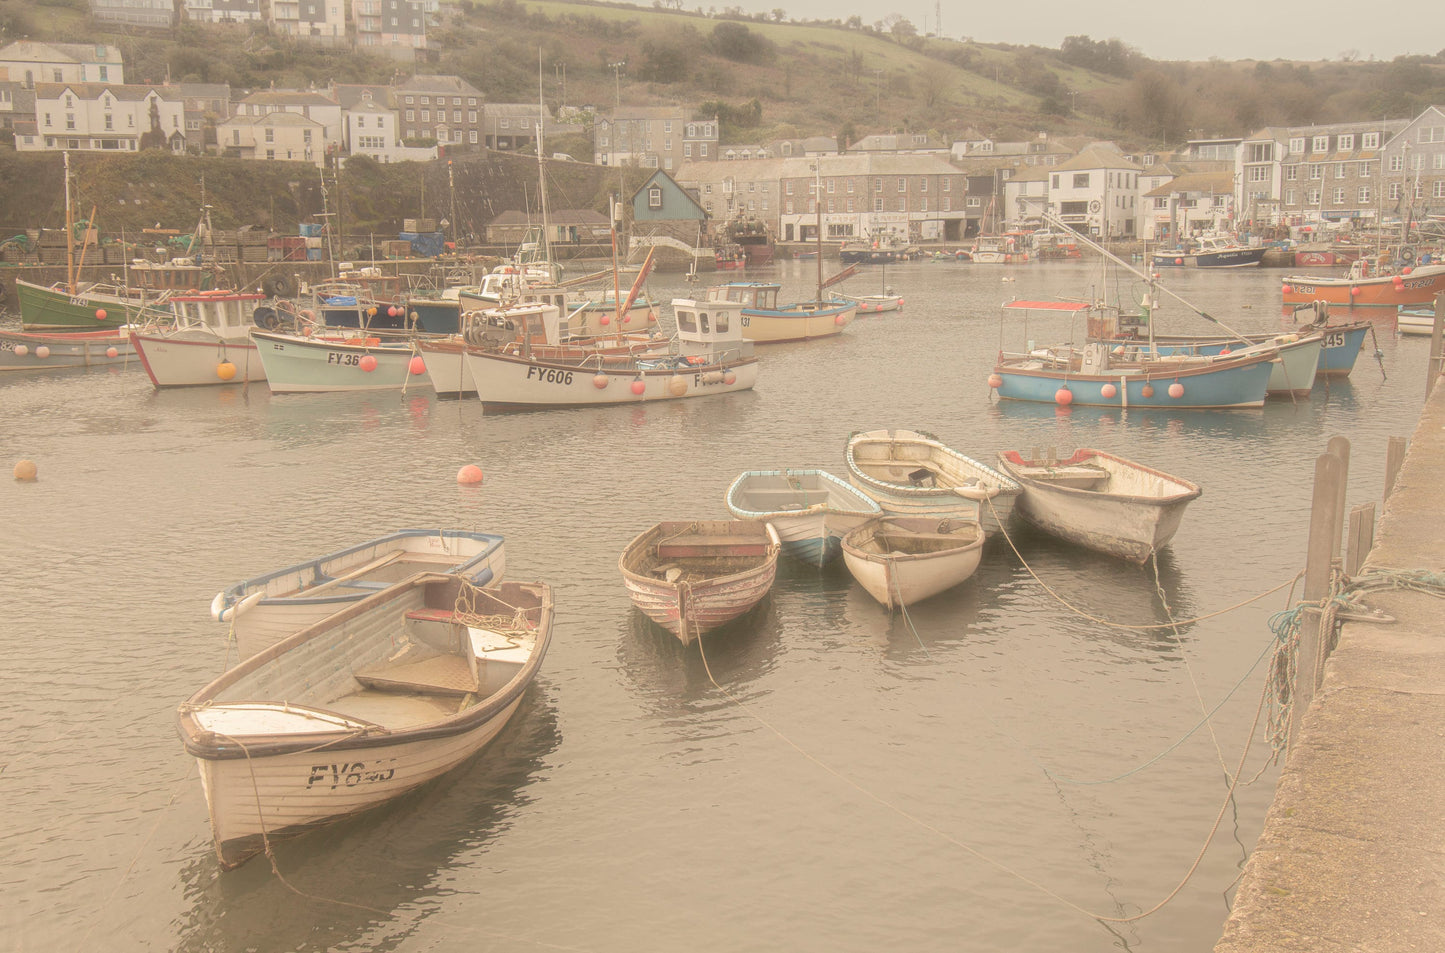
top-left (0, 328), bottom-right (137, 371)
top-left (1150, 247), bottom-right (1266, 268)
top-left (991, 351), bottom-right (1275, 409)
top-left (16, 277), bottom-right (170, 331)
top-left (725, 469), bottom-right (881, 567)
top-left (1281, 265), bottom-right (1445, 307)
top-left (998, 450), bottom-right (1201, 563)
top-left (1398, 309), bottom-right (1438, 336)
top-left (841, 516), bottom-right (985, 608)
top-left (462, 349), bottom-right (757, 411)
top-left (844, 429), bottom-right (1020, 533)
top-left (251, 329), bottom-right (428, 393)
top-left (740, 301), bottom-right (855, 342)
top-left (130, 330), bottom-right (267, 387)
top-left (1137, 325), bottom-right (1364, 381)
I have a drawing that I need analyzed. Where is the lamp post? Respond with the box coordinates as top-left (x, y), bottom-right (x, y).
top-left (608, 60), bottom-right (625, 166)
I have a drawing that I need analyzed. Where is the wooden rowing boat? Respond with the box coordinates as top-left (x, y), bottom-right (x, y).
top-left (179, 574), bottom-right (553, 869)
top-left (724, 468), bottom-right (881, 566)
top-left (618, 520), bottom-right (780, 645)
top-left (996, 449), bottom-right (1201, 564)
top-left (844, 429), bottom-right (1020, 533)
top-left (841, 515), bottom-right (985, 609)
top-left (211, 529), bottom-right (506, 660)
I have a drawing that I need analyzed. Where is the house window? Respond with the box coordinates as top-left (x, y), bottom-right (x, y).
top-left (405, 110), bottom-right (414, 121)
top-left (1051, 174), bottom-right (1060, 189)
top-left (357, 116), bottom-right (366, 128)
top-left (897, 198), bottom-right (906, 212)
top-left (785, 200), bottom-right (793, 214)
top-left (1285, 165), bottom-right (1298, 181)
top-left (266, 149), bottom-right (275, 160)
top-left (1312, 135), bottom-right (1329, 151)
top-left (1362, 132), bottom-right (1379, 149)
top-left (1307, 188), bottom-right (1321, 205)
top-left (468, 111), bottom-right (477, 122)
top-left (920, 198), bottom-right (927, 212)
top-left (874, 178), bottom-right (882, 192)
top-left (684, 143), bottom-right (691, 158)
top-left (920, 179), bottom-right (927, 192)
top-left (1332, 188), bottom-right (1345, 204)
top-left (897, 177), bottom-right (906, 191)
top-left (1289, 137), bottom-right (1305, 155)
top-left (1336, 163), bottom-right (1348, 178)
top-left (1389, 183), bottom-right (1402, 200)
top-left (942, 197), bottom-right (950, 211)
top-left (966, 197), bottom-right (981, 208)
top-left (104, 115), bottom-right (113, 130)
top-left (1338, 134), bottom-right (1354, 151)
top-left (827, 198), bottom-right (834, 212)
top-left (1435, 181), bottom-right (1445, 199)
top-left (1247, 142), bottom-right (1272, 163)
top-left (265, 128), bottom-right (274, 142)
top-left (874, 198), bottom-right (883, 212)
top-left (699, 143), bottom-right (707, 157)
top-left (99, 66), bottom-right (108, 81)
top-left (453, 110), bottom-right (461, 122)
top-left (65, 114), bottom-right (75, 130)
top-left (1248, 166), bottom-right (1269, 183)
top-left (1389, 155), bottom-right (1404, 172)
top-left (1073, 173), bottom-right (1090, 188)
top-left (1154, 197), bottom-right (1168, 209)
top-left (470, 130), bottom-right (478, 144)
top-left (1360, 161), bottom-right (1372, 178)
top-left (1359, 186), bottom-right (1372, 203)
top-left (1419, 126), bottom-right (1445, 143)
top-left (1309, 164), bottom-right (1323, 179)
top-left (648, 187), bottom-right (662, 208)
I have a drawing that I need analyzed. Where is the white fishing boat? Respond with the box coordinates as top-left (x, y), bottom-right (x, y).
top-left (619, 520), bottom-right (781, 645)
top-left (179, 573), bottom-right (552, 869)
top-left (130, 290), bottom-right (273, 388)
top-left (996, 448), bottom-right (1201, 563)
top-left (211, 529), bottom-right (507, 660)
top-left (841, 516), bottom-right (985, 609)
top-left (844, 429), bottom-right (1021, 534)
top-left (1397, 307), bottom-right (1439, 336)
top-left (724, 468), bottom-right (881, 566)
top-left (250, 327), bottom-right (430, 393)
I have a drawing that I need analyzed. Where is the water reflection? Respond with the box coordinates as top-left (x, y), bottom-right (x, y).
top-left (619, 597), bottom-right (781, 708)
top-left (171, 686), bottom-right (560, 953)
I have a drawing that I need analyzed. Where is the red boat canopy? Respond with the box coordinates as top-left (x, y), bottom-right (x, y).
top-left (1002, 300), bottom-right (1092, 312)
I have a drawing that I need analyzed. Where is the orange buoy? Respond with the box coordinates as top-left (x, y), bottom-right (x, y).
top-left (14, 459), bottom-right (37, 481)
top-left (456, 464), bottom-right (484, 485)
top-left (1054, 387), bottom-right (1073, 406)
top-left (359, 354), bottom-right (378, 372)
top-left (217, 361), bottom-right (237, 381)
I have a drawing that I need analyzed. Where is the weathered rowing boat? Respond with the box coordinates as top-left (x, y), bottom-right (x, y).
top-left (211, 529), bottom-right (506, 660)
top-left (179, 574), bottom-right (552, 869)
top-left (996, 449), bottom-right (1201, 563)
top-left (841, 515), bottom-right (985, 609)
top-left (724, 468), bottom-right (881, 566)
top-left (844, 429), bottom-right (1021, 533)
top-left (0, 327), bottom-right (138, 371)
top-left (619, 520), bottom-right (780, 645)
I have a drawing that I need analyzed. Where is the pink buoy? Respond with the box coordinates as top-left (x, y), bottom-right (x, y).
top-left (1282, 284), bottom-right (1293, 294)
top-left (12, 344), bottom-right (26, 357)
top-left (387, 305), bottom-right (398, 318)
top-left (408, 356), bottom-right (426, 375)
top-left (106, 346), bottom-right (119, 358)
top-left (1403, 266), bottom-right (1413, 275)
top-left (1220, 347), bottom-right (1231, 356)
top-left (95, 308), bottom-right (107, 321)
top-left (1168, 381), bottom-right (1185, 399)
top-left (1174, 257), bottom-right (1183, 265)
top-left (987, 373), bottom-right (1003, 389)
top-left (600, 315), bottom-right (611, 326)
top-left (835, 313), bottom-right (847, 325)
top-left (593, 373), bottom-right (609, 389)
top-left (1350, 286), bottom-right (1361, 296)
top-left (1141, 383), bottom-right (1155, 398)
top-left (359, 354), bottom-right (378, 372)
top-left (630, 379), bottom-right (645, 395)
top-left (35, 345), bottom-right (50, 359)
top-left (456, 464), bottom-right (484, 485)
top-left (1054, 387), bottom-right (1073, 406)
top-left (1392, 276), bottom-right (1404, 288)
top-left (723, 370), bottom-right (736, 385)
top-left (1100, 383), bottom-right (1117, 398)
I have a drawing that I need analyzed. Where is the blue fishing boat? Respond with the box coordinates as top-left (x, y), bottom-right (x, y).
top-left (725, 468), bottom-right (881, 567)
top-left (703, 281), bottom-right (854, 343)
top-left (989, 343), bottom-right (1277, 409)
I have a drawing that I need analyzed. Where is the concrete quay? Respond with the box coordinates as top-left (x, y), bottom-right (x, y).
top-left (1215, 380), bottom-right (1445, 951)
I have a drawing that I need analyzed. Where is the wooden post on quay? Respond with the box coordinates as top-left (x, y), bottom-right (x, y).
top-left (1385, 436), bottom-right (1408, 500)
top-left (1289, 446), bottom-right (1346, 755)
top-left (1345, 503), bottom-right (1376, 577)
top-left (1326, 435), bottom-right (1350, 568)
top-left (1429, 294), bottom-right (1445, 398)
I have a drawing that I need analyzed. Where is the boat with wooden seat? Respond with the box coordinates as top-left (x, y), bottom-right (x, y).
top-left (178, 573), bottom-right (553, 869)
top-left (841, 515), bottom-right (985, 609)
top-left (996, 448), bottom-right (1201, 563)
top-left (844, 429), bottom-right (1021, 533)
top-left (210, 529), bottom-right (506, 660)
top-left (724, 468), bottom-right (880, 566)
top-left (619, 520), bottom-right (780, 645)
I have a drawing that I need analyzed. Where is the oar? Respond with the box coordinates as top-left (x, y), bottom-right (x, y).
top-left (303, 549), bottom-right (408, 595)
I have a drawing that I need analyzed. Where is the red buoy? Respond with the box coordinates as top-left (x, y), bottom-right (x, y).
top-left (408, 356), bottom-right (426, 375)
top-left (1100, 383), bottom-right (1117, 398)
top-left (1054, 387), bottom-right (1073, 406)
top-left (1168, 381), bottom-right (1185, 399)
top-left (359, 354), bottom-right (378, 372)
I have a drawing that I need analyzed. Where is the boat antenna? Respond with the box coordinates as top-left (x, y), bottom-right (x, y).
top-left (537, 48), bottom-right (553, 273)
top-left (813, 161), bottom-right (823, 302)
top-left (64, 151), bottom-right (76, 294)
top-left (1041, 211), bottom-right (1249, 342)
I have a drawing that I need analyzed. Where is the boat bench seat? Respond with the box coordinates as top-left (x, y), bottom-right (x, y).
top-left (742, 489), bottom-right (829, 510)
top-left (406, 607), bottom-right (460, 623)
top-left (353, 651), bottom-right (478, 696)
top-left (657, 537), bottom-right (772, 558)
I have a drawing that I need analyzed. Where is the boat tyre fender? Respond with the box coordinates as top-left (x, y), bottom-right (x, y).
top-left (253, 305), bottom-right (283, 331)
top-left (261, 274), bottom-right (296, 299)
top-left (1399, 245), bottom-right (1416, 266)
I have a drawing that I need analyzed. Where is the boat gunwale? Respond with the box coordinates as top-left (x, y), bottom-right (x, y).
top-left (996, 449), bottom-right (1202, 507)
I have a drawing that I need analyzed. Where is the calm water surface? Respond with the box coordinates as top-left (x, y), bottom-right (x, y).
top-left (0, 259), bottom-right (1429, 952)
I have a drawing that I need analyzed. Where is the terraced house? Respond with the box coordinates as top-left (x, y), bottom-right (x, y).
top-left (15, 83), bottom-right (185, 153)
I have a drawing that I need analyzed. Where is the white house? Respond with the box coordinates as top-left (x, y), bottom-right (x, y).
top-left (19, 83), bottom-right (185, 154)
top-left (1045, 147), bottom-right (1142, 238)
top-left (217, 111), bottom-right (328, 166)
top-left (0, 41), bottom-right (124, 87)
top-left (345, 99), bottom-right (436, 163)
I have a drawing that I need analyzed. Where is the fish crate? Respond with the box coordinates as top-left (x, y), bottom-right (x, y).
top-left (240, 244), bottom-right (269, 262)
top-left (237, 228), bottom-right (270, 246)
top-left (101, 244), bottom-right (126, 264)
top-left (404, 218), bottom-right (437, 233)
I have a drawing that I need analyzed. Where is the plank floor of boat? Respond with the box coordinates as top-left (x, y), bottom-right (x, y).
top-left (326, 689), bottom-right (462, 728)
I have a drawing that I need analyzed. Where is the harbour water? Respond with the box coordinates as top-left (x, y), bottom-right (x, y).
top-left (0, 259), bottom-right (1431, 952)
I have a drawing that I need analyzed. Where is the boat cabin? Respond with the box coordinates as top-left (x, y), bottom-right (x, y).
top-left (705, 282), bottom-right (781, 311)
top-left (462, 302), bottom-right (563, 351)
top-left (128, 259), bottom-right (226, 293)
top-left (671, 297), bottom-right (753, 362)
top-left (170, 290), bottom-right (269, 333)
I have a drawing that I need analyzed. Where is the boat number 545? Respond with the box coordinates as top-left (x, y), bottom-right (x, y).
top-left (1323, 332), bottom-right (1346, 349)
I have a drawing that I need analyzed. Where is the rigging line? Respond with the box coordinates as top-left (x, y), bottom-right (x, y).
top-left (1152, 553), bottom-right (1231, 780)
top-left (984, 496), bottom-right (1304, 630)
top-left (694, 596), bottom-right (1277, 926)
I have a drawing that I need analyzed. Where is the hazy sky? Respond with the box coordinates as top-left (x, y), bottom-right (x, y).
top-left (716, 0), bottom-right (1440, 63)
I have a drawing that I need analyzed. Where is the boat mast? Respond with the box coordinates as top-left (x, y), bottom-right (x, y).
top-left (814, 162), bottom-right (823, 302)
top-left (537, 49), bottom-right (553, 272)
top-left (63, 151), bottom-right (76, 294)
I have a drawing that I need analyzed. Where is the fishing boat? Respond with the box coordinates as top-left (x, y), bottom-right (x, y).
top-left (618, 520), bottom-right (781, 645)
top-left (210, 528), bottom-right (507, 661)
top-left (460, 296), bottom-right (757, 412)
top-left (724, 468), bottom-right (881, 567)
top-left (250, 327), bottom-right (430, 394)
top-left (841, 516), bottom-right (985, 609)
top-left (843, 429), bottom-right (1021, 534)
top-left (179, 573), bottom-right (551, 869)
top-left (1281, 259), bottom-right (1445, 308)
top-left (0, 327), bottom-right (138, 372)
top-left (702, 281), bottom-right (855, 342)
top-left (1149, 233), bottom-right (1266, 269)
top-left (129, 290), bottom-right (273, 388)
top-left (1397, 306), bottom-right (1439, 336)
top-left (996, 449), bottom-right (1201, 564)
top-left (838, 259), bottom-right (903, 314)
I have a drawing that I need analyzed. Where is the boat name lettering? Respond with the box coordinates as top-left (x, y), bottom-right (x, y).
top-left (1292, 284), bottom-right (1315, 294)
top-left (1323, 331), bottom-right (1346, 349)
top-left (525, 366), bottom-right (573, 385)
top-left (1402, 278), bottom-right (1435, 290)
top-left (326, 352), bottom-right (362, 367)
top-left (307, 761), bottom-right (395, 789)
top-left (739, 315), bottom-right (751, 327)
top-left (69, 296), bottom-right (91, 308)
